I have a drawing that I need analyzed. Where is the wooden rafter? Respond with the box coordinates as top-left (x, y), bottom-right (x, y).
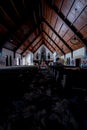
top-left (43, 18), bottom-right (73, 52)
top-left (33, 42), bottom-right (42, 53)
top-left (44, 38), bottom-right (56, 51)
top-left (48, 2), bottom-right (87, 46)
top-left (14, 21), bottom-right (41, 52)
top-left (9, 0), bottom-right (21, 19)
top-left (21, 32), bottom-right (41, 55)
top-left (44, 42), bottom-right (54, 53)
top-left (30, 38), bottom-right (42, 52)
top-left (43, 30), bottom-right (65, 55)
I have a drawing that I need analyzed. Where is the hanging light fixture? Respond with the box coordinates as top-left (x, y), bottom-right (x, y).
top-left (70, 36), bottom-right (80, 45)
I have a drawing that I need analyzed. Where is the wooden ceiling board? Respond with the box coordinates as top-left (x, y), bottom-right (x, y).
top-left (46, 5), bottom-right (52, 22)
top-left (42, 0), bottom-right (47, 18)
top-left (52, 43), bottom-right (56, 48)
top-left (43, 31), bottom-right (64, 53)
top-left (47, 38), bottom-right (51, 43)
top-left (58, 41), bottom-right (70, 53)
top-left (20, 24), bottom-right (30, 35)
top-left (29, 39), bottom-right (42, 51)
top-left (43, 33), bottom-right (47, 40)
top-left (67, 39), bottom-right (84, 50)
top-left (28, 32), bottom-right (36, 43)
top-left (54, 0), bottom-right (64, 9)
top-left (58, 40), bottom-right (70, 52)
top-left (22, 40), bottom-right (30, 48)
top-left (3, 42), bottom-right (16, 50)
top-left (59, 24), bottom-right (69, 37)
top-left (67, 0), bottom-right (87, 23)
top-left (0, 0), bottom-right (87, 56)
top-left (55, 17), bottom-right (63, 33)
top-left (44, 35), bottom-right (58, 51)
top-left (84, 37), bottom-right (87, 40)
top-left (0, 6), bottom-right (16, 28)
top-left (52, 33), bottom-right (57, 41)
top-left (50, 40), bottom-right (53, 45)
top-left (0, 24), bottom-right (8, 34)
top-left (14, 21), bottom-right (32, 39)
top-left (34, 28), bottom-right (39, 36)
top-left (45, 42), bottom-right (53, 52)
top-left (74, 7), bottom-right (87, 30)
top-left (71, 44), bottom-right (84, 51)
top-left (50, 10), bottom-right (58, 28)
top-left (31, 37), bottom-right (41, 47)
top-left (63, 30), bottom-right (74, 42)
top-left (48, 29), bottom-right (53, 37)
top-left (43, 23), bottom-right (49, 34)
top-left (80, 25), bottom-right (87, 37)
top-left (14, 29), bottom-right (26, 41)
top-left (32, 37), bottom-right (41, 47)
top-left (33, 42), bottom-right (42, 53)
top-left (45, 44), bottom-right (54, 53)
top-left (11, 0), bottom-right (24, 18)
top-left (55, 37), bottom-right (59, 44)
top-left (0, 0), bottom-right (20, 21)
top-left (61, 0), bottom-right (75, 17)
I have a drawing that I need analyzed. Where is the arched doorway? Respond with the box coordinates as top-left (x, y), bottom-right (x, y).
top-left (6, 55), bottom-right (8, 66)
top-left (10, 55), bottom-right (12, 66)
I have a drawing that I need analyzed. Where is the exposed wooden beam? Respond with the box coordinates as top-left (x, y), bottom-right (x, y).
top-left (43, 30), bottom-right (65, 55)
top-left (66, 0), bottom-right (75, 18)
top-left (33, 41), bottom-right (53, 54)
top-left (10, 0), bottom-right (21, 19)
top-left (44, 38), bottom-right (56, 51)
top-left (44, 42), bottom-right (54, 53)
top-left (48, 3), bottom-right (87, 47)
top-left (14, 21), bottom-right (41, 52)
top-left (31, 38), bottom-right (42, 52)
top-left (33, 42), bottom-right (42, 53)
top-left (21, 32), bottom-right (41, 55)
top-left (0, 6), bottom-right (16, 27)
top-left (43, 18), bottom-right (73, 52)
top-left (39, 0), bottom-right (43, 21)
top-left (50, 16), bottom-right (58, 40)
top-left (59, 0), bottom-right (65, 11)
top-left (73, 5), bottom-right (87, 24)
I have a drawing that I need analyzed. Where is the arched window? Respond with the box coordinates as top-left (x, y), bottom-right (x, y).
top-left (41, 46), bottom-right (46, 61)
top-left (36, 53), bottom-right (39, 59)
top-left (48, 53), bottom-right (50, 59)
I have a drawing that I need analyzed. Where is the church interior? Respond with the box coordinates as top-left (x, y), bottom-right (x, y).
top-left (0, 0), bottom-right (87, 129)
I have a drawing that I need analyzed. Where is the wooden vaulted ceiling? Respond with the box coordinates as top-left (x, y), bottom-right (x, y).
top-left (0, 0), bottom-right (87, 56)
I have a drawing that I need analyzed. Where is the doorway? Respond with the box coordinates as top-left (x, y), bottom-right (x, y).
top-left (75, 58), bottom-right (81, 67)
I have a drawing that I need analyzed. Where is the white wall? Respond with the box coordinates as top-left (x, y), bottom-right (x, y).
top-left (22, 57), bottom-right (26, 65)
top-left (73, 47), bottom-right (85, 58)
top-left (60, 47), bottom-right (85, 66)
top-left (53, 51), bottom-right (60, 62)
top-left (25, 52), bottom-right (34, 65)
top-left (61, 47), bottom-right (85, 60)
top-left (2, 48), bottom-right (14, 66)
top-left (15, 53), bottom-right (22, 65)
top-left (61, 55), bottom-right (64, 59)
top-left (1, 48), bottom-right (23, 66)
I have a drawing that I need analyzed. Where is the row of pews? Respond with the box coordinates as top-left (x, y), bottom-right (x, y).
top-left (0, 65), bottom-right (39, 125)
top-left (49, 65), bottom-right (87, 129)
top-left (49, 65), bottom-right (87, 93)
